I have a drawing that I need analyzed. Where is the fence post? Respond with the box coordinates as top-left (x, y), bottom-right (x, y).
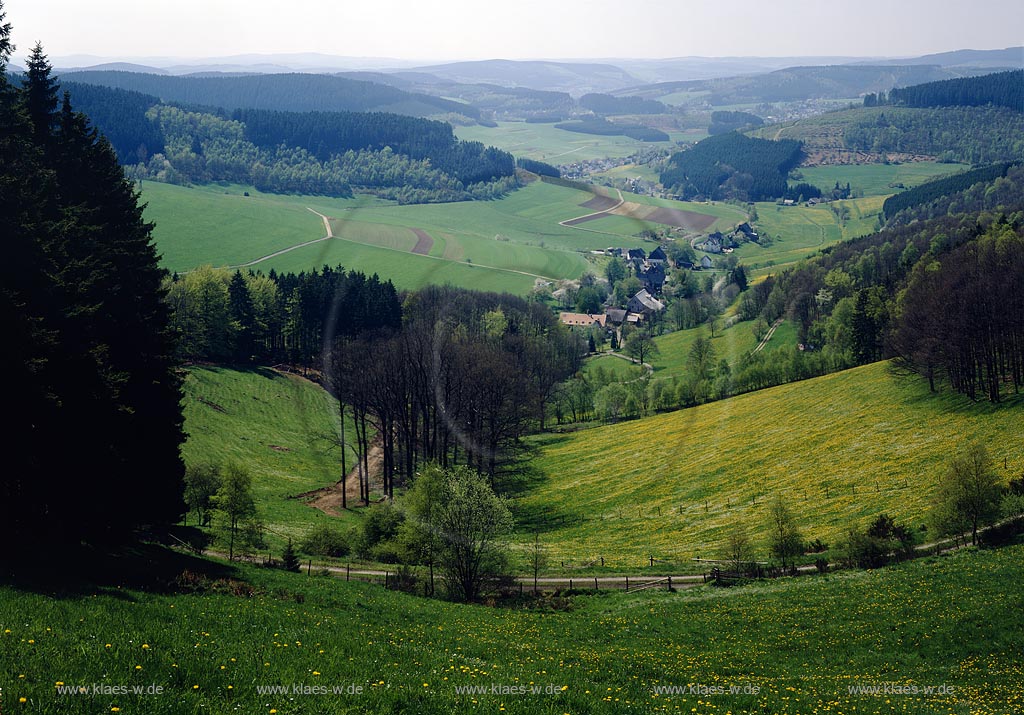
top-left (667, 575), bottom-right (672, 591)
top-left (649, 555), bottom-right (654, 567)
top-left (600, 556), bottom-right (604, 567)
top-left (307, 560), bottom-right (312, 576)
top-left (385, 571), bottom-right (389, 589)
top-left (569, 578), bottom-right (573, 591)
top-left (625, 575), bottom-right (629, 590)
top-left (346, 564), bottom-right (350, 581)
top-left (594, 576), bottom-right (598, 591)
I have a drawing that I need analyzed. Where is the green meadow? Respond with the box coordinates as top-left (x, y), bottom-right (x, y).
top-left (180, 366), bottom-right (357, 549)
top-left (741, 196), bottom-right (886, 273)
top-left (1, 543), bottom-right (1020, 714)
top-left (453, 120), bottom-right (681, 162)
top-left (519, 361), bottom-right (1024, 567)
top-left (142, 180), bottom-right (743, 293)
top-left (794, 162), bottom-right (969, 197)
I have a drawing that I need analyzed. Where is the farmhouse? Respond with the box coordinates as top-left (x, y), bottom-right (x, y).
top-left (647, 245), bottom-right (668, 266)
top-left (703, 232), bottom-right (724, 254)
top-left (627, 289), bottom-right (665, 316)
top-left (606, 247), bottom-right (623, 257)
top-left (734, 222), bottom-right (759, 242)
top-left (559, 312), bottom-right (607, 329)
top-left (637, 263), bottom-right (666, 294)
top-left (625, 248), bottom-right (646, 262)
top-left (604, 308), bottom-right (628, 325)
top-left (700, 255), bottom-right (713, 269)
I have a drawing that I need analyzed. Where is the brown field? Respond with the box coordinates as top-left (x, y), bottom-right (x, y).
top-left (410, 228), bottom-right (434, 255)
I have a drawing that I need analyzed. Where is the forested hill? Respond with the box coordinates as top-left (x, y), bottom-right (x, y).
top-left (877, 69), bottom-right (1023, 110)
top-left (234, 109), bottom-right (513, 186)
top-left (660, 132), bottom-right (803, 201)
top-left (61, 81), bottom-right (164, 162)
top-left (58, 70), bottom-right (481, 119)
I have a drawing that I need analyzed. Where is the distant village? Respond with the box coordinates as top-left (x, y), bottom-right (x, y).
top-left (558, 220), bottom-right (760, 334)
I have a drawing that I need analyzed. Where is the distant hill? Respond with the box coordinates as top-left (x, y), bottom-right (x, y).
top-left (57, 62), bottom-right (169, 75)
top-left (59, 70), bottom-right (481, 120)
top-left (880, 69), bottom-right (1023, 111)
top-left (615, 64), bottom-right (1006, 106)
top-left (872, 46), bottom-right (1024, 68)
top-left (404, 59), bottom-right (639, 94)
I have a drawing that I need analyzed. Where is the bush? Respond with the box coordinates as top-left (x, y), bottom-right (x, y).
top-left (354, 502), bottom-right (405, 558)
top-left (300, 524), bottom-right (350, 558)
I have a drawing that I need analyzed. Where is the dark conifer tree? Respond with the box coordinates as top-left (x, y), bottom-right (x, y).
top-left (0, 14), bottom-right (185, 547)
top-left (228, 270), bottom-right (256, 362)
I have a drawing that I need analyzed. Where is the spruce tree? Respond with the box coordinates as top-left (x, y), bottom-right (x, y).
top-left (0, 10), bottom-right (185, 547)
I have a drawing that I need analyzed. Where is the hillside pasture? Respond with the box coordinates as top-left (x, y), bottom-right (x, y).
top-left (794, 161), bottom-right (969, 197)
top-left (519, 361), bottom-right (1023, 567)
top-left (454, 120), bottom-right (677, 161)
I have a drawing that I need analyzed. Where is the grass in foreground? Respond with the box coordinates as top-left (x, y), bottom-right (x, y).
top-left (1, 543), bottom-right (1021, 714)
top-left (519, 361), bottom-right (1023, 567)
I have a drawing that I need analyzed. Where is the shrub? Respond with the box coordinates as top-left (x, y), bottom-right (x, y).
top-left (300, 524), bottom-right (350, 558)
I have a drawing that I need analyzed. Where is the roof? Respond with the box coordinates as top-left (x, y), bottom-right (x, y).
top-left (605, 308), bottom-right (628, 323)
top-left (630, 289), bottom-right (665, 313)
top-left (648, 246), bottom-right (667, 261)
top-left (559, 312), bottom-right (607, 328)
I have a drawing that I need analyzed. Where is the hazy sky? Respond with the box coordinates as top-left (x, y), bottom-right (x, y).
top-left (5, 0), bottom-right (1023, 63)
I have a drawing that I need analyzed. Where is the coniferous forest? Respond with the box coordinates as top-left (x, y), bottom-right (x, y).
top-left (1, 39), bottom-right (185, 547)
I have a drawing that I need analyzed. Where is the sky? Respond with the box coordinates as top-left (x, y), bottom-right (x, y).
top-left (5, 0), bottom-right (1023, 64)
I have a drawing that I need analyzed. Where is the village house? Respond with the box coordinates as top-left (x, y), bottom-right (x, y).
top-left (734, 222), bottom-right (759, 242)
top-left (637, 263), bottom-right (666, 294)
top-left (702, 231), bottom-right (724, 254)
top-left (700, 255), bottom-right (714, 269)
top-left (647, 245), bottom-right (668, 266)
top-left (559, 312), bottom-right (607, 330)
top-left (604, 308), bottom-right (627, 326)
top-left (627, 289), bottom-right (665, 316)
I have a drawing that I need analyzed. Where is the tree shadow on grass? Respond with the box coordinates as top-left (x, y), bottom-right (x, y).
top-left (0, 537), bottom-right (240, 600)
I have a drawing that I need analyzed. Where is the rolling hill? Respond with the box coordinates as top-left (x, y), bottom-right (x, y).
top-left (57, 70), bottom-right (480, 119)
top-left (518, 361), bottom-right (1023, 565)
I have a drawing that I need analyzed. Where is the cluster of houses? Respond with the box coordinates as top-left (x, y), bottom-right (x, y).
top-left (559, 286), bottom-right (666, 334)
top-left (699, 222), bottom-right (760, 255)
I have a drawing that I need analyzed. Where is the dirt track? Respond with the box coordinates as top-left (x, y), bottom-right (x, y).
top-left (297, 443), bottom-right (384, 516)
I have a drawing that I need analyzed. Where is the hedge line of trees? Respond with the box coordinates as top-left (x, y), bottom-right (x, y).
top-left (843, 106), bottom-right (1024, 164)
top-left (661, 132), bottom-right (804, 201)
top-left (166, 265), bottom-right (401, 366)
top-left (578, 93), bottom-right (667, 115)
top-left (882, 162), bottom-right (1017, 220)
top-left (516, 157), bottom-right (561, 178)
top-left (866, 70), bottom-right (1023, 111)
top-left (885, 164), bottom-right (1024, 227)
top-left (2, 36), bottom-right (184, 547)
top-left (233, 108), bottom-right (515, 186)
top-left (555, 118), bottom-right (670, 141)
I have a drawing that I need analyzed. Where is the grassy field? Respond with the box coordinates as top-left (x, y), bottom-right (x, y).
top-left (518, 361), bottom-right (1024, 568)
top-left (582, 353), bottom-right (645, 382)
top-left (742, 196), bottom-right (885, 273)
top-left (648, 318), bottom-right (793, 380)
top-left (181, 366), bottom-right (357, 549)
top-left (454, 121), bottom-right (680, 162)
top-left (1, 543), bottom-right (1021, 714)
top-left (794, 162), bottom-right (969, 198)
top-left (143, 180), bottom-right (740, 293)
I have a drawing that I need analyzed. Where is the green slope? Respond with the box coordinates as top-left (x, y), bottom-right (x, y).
top-left (181, 366), bottom-right (356, 546)
top-left (520, 361), bottom-right (1023, 566)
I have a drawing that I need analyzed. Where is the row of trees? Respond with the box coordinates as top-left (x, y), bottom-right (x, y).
top-left (1, 28), bottom-right (184, 547)
top-left (166, 265), bottom-right (401, 366)
top-left (327, 286), bottom-right (583, 497)
top-left (882, 162), bottom-right (1018, 221)
top-left (893, 221), bottom-right (1024, 402)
